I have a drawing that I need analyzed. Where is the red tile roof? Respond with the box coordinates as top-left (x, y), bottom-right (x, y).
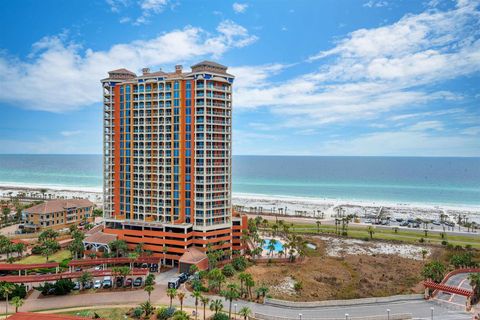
top-left (0, 262), bottom-right (59, 271)
top-left (179, 247), bottom-right (208, 264)
top-left (108, 68), bottom-right (136, 75)
top-left (24, 199), bottom-right (93, 215)
top-left (84, 231), bottom-right (117, 245)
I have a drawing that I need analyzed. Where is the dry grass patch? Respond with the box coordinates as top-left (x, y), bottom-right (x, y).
top-left (246, 237), bottom-right (425, 301)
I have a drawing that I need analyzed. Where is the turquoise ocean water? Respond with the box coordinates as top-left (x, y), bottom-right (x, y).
top-left (0, 155), bottom-right (479, 206)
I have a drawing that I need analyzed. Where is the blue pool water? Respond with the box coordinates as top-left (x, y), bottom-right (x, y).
top-left (262, 238), bottom-right (284, 252)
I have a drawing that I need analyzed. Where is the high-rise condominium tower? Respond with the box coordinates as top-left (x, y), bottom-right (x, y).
top-left (101, 61), bottom-right (246, 267)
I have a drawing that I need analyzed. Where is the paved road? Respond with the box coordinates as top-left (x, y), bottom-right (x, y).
top-left (435, 272), bottom-right (475, 309)
top-left (252, 214), bottom-right (480, 238)
top-left (247, 299), bottom-right (472, 320)
top-left (0, 284), bottom-right (472, 320)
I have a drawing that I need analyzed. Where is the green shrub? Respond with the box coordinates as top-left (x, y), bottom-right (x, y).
top-left (198, 270), bottom-right (208, 280)
top-left (31, 245), bottom-right (43, 255)
top-left (222, 264), bottom-right (235, 277)
top-left (191, 279), bottom-right (208, 292)
top-left (59, 258), bottom-right (71, 268)
top-left (211, 312), bottom-right (229, 320)
top-left (232, 256), bottom-right (247, 271)
top-left (132, 307), bottom-right (143, 319)
top-left (294, 281), bottom-right (303, 292)
top-left (0, 283), bottom-right (26, 300)
top-left (38, 279), bottom-right (75, 296)
top-left (441, 240), bottom-right (448, 246)
top-left (172, 310), bottom-right (190, 320)
top-left (157, 307), bottom-right (176, 320)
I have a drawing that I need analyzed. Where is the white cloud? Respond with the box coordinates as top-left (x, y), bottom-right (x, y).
top-left (134, 0), bottom-right (171, 25)
top-left (363, 0), bottom-right (389, 8)
top-left (140, 0), bottom-right (169, 13)
top-left (320, 127), bottom-right (480, 156)
top-left (60, 130), bottom-right (82, 137)
top-left (231, 0), bottom-right (480, 131)
top-left (106, 0), bottom-right (173, 25)
top-left (461, 126), bottom-right (480, 135)
top-left (0, 21), bottom-right (257, 112)
top-left (106, 0), bottom-right (129, 12)
top-left (233, 2), bottom-right (248, 14)
top-left (408, 120), bottom-right (444, 131)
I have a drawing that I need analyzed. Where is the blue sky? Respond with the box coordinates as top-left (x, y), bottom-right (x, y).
top-left (0, 0), bottom-right (479, 156)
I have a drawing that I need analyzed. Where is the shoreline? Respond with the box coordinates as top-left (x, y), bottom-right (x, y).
top-left (0, 183), bottom-right (479, 223)
top-left (1, 183), bottom-right (479, 210)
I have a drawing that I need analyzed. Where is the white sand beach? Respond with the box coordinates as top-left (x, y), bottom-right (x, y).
top-left (1, 185), bottom-right (479, 224)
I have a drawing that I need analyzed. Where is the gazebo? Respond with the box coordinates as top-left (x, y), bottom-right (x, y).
top-left (178, 247), bottom-right (208, 273)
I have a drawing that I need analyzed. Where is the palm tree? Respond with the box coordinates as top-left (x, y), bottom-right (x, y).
top-left (421, 249), bottom-right (428, 260)
top-left (39, 188), bottom-right (47, 199)
top-left (167, 288), bottom-right (177, 308)
top-left (367, 226), bottom-right (375, 239)
top-left (108, 239), bottom-right (128, 258)
top-left (144, 284), bottom-right (154, 302)
top-left (316, 219), bottom-right (321, 233)
top-left (200, 296), bottom-right (210, 320)
top-left (257, 285), bottom-right (269, 299)
top-left (79, 271), bottom-right (93, 289)
top-left (209, 298), bottom-right (223, 316)
top-left (10, 296), bottom-right (24, 313)
top-left (0, 282), bottom-right (15, 315)
top-left (267, 239), bottom-right (277, 257)
top-left (118, 266), bottom-right (131, 287)
top-left (222, 284), bottom-right (240, 320)
top-left (245, 275), bottom-right (255, 299)
top-left (239, 306), bottom-right (251, 320)
top-left (177, 291), bottom-right (186, 311)
top-left (238, 272), bottom-right (249, 297)
top-left (190, 290), bottom-right (202, 320)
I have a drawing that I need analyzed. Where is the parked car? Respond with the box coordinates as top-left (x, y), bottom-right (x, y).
top-left (124, 278), bottom-right (133, 287)
top-left (133, 277), bottom-right (143, 287)
top-left (116, 277), bottom-right (124, 287)
top-left (168, 277), bottom-right (180, 289)
top-left (75, 267), bottom-right (82, 272)
top-left (178, 273), bottom-right (189, 283)
top-left (102, 276), bottom-right (112, 289)
top-left (94, 265), bottom-right (103, 271)
top-left (73, 282), bottom-right (81, 290)
top-left (141, 263), bottom-right (149, 269)
top-left (83, 281), bottom-right (93, 289)
top-left (93, 280), bottom-right (102, 289)
top-left (150, 263), bottom-right (158, 272)
top-left (400, 221), bottom-right (409, 227)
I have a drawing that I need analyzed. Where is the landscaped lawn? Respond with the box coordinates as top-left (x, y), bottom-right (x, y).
top-left (266, 221), bottom-right (480, 248)
top-left (15, 249), bottom-right (71, 264)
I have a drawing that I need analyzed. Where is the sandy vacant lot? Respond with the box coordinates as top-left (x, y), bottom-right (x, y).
top-left (247, 236), bottom-right (425, 301)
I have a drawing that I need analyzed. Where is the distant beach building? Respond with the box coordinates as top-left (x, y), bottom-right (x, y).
top-left (100, 61), bottom-right (247, 267)
top-left (22, 199), bottom-right (94, 231)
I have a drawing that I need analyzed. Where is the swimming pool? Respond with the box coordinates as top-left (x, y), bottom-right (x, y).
top-left (262, 238), bottom-right (284, 252)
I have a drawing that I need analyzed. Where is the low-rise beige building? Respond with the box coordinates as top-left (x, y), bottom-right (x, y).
top-left (23, 199), bottom-right (94, 230)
